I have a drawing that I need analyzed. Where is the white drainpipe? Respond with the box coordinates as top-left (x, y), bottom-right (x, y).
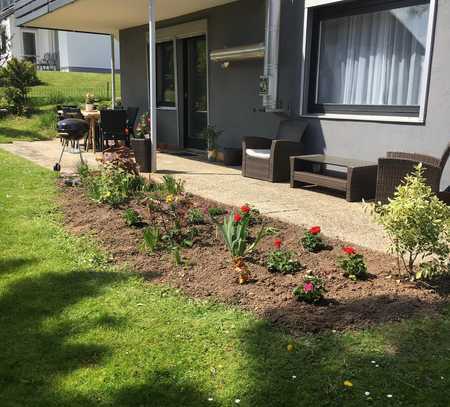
top-left (263, 0), bottom-right (281, 112)
top-left (110, 34), bottom-right (116, 109)
top-left (148, 0), bottom-right (157, 172)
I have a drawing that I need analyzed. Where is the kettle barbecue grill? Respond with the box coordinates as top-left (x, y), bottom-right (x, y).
top-left (54, 118), bottom-right (89, 172)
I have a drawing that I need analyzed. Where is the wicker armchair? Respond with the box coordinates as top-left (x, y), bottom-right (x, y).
top-left (375, 142), bottom-right (450, 203)
top-left (242, 120), bottom-right (309, 182)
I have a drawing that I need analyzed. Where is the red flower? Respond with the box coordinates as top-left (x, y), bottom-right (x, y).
top-left (274, 239), bottom-right (282, 249)
top-left (303, 282), bottom-right (314, 293)
top-left (309, 226), bottom-right (321, 235)
top-left (240, 204), bottom-right (251, 214)
top-left (234, 213), bottom-right (242, 223)
top-left (343, 246), bottom-right (356, 255)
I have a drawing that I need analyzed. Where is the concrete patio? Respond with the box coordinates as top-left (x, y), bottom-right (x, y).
top-left (0, 139), bottom-right (388, 252)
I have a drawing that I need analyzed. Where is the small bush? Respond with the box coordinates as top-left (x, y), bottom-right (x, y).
top-left (373, 164), bottom-right (450, 280)
top-left (293, 274), bottom-right (326, 304)
top-left (161, 175), bottom-right (185, 195)
top-left (208, 206), bottom-right (227, 217)
top-left (337, 246), bottom-right (368, 281)
top-left (267, 239), bottom-right (304, 274)
top-left (187, 208), bottom-right (205, 225)
top-left (122, 208), bottom-right (142, 227)
top-left (302, 226), bottom-right (325, 253)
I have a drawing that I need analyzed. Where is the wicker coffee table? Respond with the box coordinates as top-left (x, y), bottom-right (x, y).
top-left (290, 155), bottom-right (378, 202)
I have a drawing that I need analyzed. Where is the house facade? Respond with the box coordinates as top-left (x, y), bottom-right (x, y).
top-left (1, 0), bottom-right (119, 72)
top-left (13, 0), bottom-right (450, 188)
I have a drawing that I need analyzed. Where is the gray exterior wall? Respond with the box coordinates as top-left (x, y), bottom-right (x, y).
top-left (119, 0), bottom-right (450, 188)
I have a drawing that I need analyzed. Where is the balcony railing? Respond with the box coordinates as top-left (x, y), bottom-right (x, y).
top-left (14, 0), bottom-right (74, 26)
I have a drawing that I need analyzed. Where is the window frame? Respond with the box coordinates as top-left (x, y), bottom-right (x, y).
top-left (300, 0), bottom-right (437, 123)
top-left (156, 40), bottom-right (176, 109)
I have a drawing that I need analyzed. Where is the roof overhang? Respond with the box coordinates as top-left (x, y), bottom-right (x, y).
top-left (15, 0), bottom-right (238, 35)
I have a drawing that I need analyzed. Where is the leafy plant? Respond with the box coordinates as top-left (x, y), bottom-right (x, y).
top-left (142, 227), bottom-right (161, 253)
top-left (302, 226), bottom-right (325, 253)
top-left (85, 93), bottom-right (95, 104)
top-left (161, 175), bottom-right (185, 195)
top-left (122, 208), bottom-right (143, 227)
top-left (208, 206), bottom-right (227, 217)
top-left (38, 109), bottom-right (57, 131)
top-left (187, 208), bottom-right (205, 225)
top-left (201, 125), bottom-right (223, 150)
top-left (337, 246), bottom-right (368, 281)
top-left (373, 164), bottom-right (450, 280)
top-left (267, 250), bottom-right (304, 275)
top-left (135, 112), bottom-right (150, 139)
top-left (293, 274), bottom-right (326, 304)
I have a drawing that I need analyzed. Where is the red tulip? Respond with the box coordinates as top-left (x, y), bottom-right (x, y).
top-left (240, 205), bottom-right (251, 214)
top-left (309, 226), bottom-right (321, 235)
top-left (274, 239), bottom-right (282, 249)
top-left (343, 246), bottom-right (356, 255)
top-left (234, 213), bottom-right (242, 223)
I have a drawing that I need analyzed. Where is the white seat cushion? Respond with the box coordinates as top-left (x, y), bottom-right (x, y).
top-left (246, 148), bottom-right (271, 160)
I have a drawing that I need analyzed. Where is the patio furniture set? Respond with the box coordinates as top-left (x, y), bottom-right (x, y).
top-left (54, 105), bottom-right (140, 172)
top-left (242, 120), bottom-right (450, 203)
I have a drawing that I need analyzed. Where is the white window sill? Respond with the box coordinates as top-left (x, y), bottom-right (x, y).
top-left (300, 113), bottom-right (425, 124)
top-left (156, 106), bottom-right (177, 111)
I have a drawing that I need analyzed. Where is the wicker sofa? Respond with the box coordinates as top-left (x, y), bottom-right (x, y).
top-left (242, 120), bottom-right (309, 182)
top-left (375, 142), bottom-right (450, 203)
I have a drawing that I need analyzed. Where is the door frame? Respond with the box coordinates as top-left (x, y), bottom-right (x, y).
top-left (154, 19), bottom-right (209, 149)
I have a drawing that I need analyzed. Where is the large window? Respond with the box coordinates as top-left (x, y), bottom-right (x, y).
top-left (307, 0), bottom-right (432, 118)
top-left (156, 41), bottom-right (175, 108)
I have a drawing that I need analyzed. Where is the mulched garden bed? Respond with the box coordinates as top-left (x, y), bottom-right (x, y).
top-left (59, 184), bottom-right (448, 336)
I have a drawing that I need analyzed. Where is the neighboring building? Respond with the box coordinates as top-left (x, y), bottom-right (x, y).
top-left (0, 0), bottom-right (119, 72)
top-left (11, 0), bottom-right (450, 188)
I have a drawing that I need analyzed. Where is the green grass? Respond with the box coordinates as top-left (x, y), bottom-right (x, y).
top-left (1, 150), bottom-right (450, 406)
top-left (0, 71), bottom-right (121, 144)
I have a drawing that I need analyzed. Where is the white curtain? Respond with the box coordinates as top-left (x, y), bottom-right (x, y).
top-left (317, 4), bottom-right (429, 106)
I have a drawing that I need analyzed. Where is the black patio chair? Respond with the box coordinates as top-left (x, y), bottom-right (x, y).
top-left (99, 109), bottom-right (129, 150)
top-left (126, 107), bottom-right (139, 137)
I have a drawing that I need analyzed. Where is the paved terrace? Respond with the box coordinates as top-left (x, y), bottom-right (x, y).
top-left (0, 139), bottom-right (388, 252)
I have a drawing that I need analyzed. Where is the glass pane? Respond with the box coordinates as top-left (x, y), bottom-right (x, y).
top-left (156, 41), bottom-right (175, 107)
top-left (317, 3), bottom-right (429, 106)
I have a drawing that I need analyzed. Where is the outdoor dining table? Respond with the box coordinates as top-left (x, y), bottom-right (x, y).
top-left (81, 110), bottom-right (101, 153)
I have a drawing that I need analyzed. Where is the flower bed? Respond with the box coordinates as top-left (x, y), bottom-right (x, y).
top-left (59, 180), bottom-right (446, 335)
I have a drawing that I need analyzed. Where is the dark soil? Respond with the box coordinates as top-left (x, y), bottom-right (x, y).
top-left (59, 185), bottom-right (448, 336)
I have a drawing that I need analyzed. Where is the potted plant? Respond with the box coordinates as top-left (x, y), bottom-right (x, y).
top-left (130, 112), bottom-right (152, 172)
top-left (201, 125), bottom-right (222, 162)
top-left (85, 93), bottom-right (95, 111)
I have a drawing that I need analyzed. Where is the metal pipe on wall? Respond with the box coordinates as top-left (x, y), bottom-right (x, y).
top-left (263, 0), bottom-right (281, 112)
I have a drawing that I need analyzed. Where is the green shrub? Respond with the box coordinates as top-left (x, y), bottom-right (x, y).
top-left (337, 246), bottom-right (368, 281)
top-left (122, 208), bottom-right (142, 227)
top-left (187, 208), bottom-right (205, 225)
top-left (160, 175), bottom-right (185, 195)
top-left (293, 274), bottom-right (326, 304)
top-left (267, 249), bottom-right (303, 274)
top-left (373, 164), bottom-right (450, 280)
top-left (302, 226), bottom-right (326, 253)
top-left (1, 58), bottom-right (39, 115)
top-left (81, 163), bottom-right (144, 207)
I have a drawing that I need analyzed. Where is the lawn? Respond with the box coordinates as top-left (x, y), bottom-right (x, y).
top-left (1, 149), bottom-right (450, 406)
top-left (0, 71), bottom-right (120, 144)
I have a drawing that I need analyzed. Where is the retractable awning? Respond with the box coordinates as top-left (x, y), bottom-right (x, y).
top-left (15, 0), bottom-right (238, 34)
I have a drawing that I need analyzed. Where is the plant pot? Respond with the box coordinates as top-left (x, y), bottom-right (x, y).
top-left (85, 103), bottom-right (94, 112)
top-left (131, 137), bottom-right (152, 173)
top-left (207, 149), bottom-right (218, 162)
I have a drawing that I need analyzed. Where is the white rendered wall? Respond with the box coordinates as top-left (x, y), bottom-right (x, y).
top-left (58, 31), bottom-right (120, 72)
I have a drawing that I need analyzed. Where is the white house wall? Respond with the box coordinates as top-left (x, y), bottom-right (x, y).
top-left (58, 31), bottom-right (120, 73)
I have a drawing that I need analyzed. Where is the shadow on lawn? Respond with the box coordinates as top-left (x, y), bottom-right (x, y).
top-left (0, 126), bottom-right (51, 142)
top-left (0, 268), bottom-right (219, 407)
top-left (0, 257), bottom-right (37, 276)
top-left (235, 300), bottom-right (450, 407)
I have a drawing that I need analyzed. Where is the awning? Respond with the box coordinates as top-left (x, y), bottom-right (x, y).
top-left (16, 0), bottom-right (238, 35)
